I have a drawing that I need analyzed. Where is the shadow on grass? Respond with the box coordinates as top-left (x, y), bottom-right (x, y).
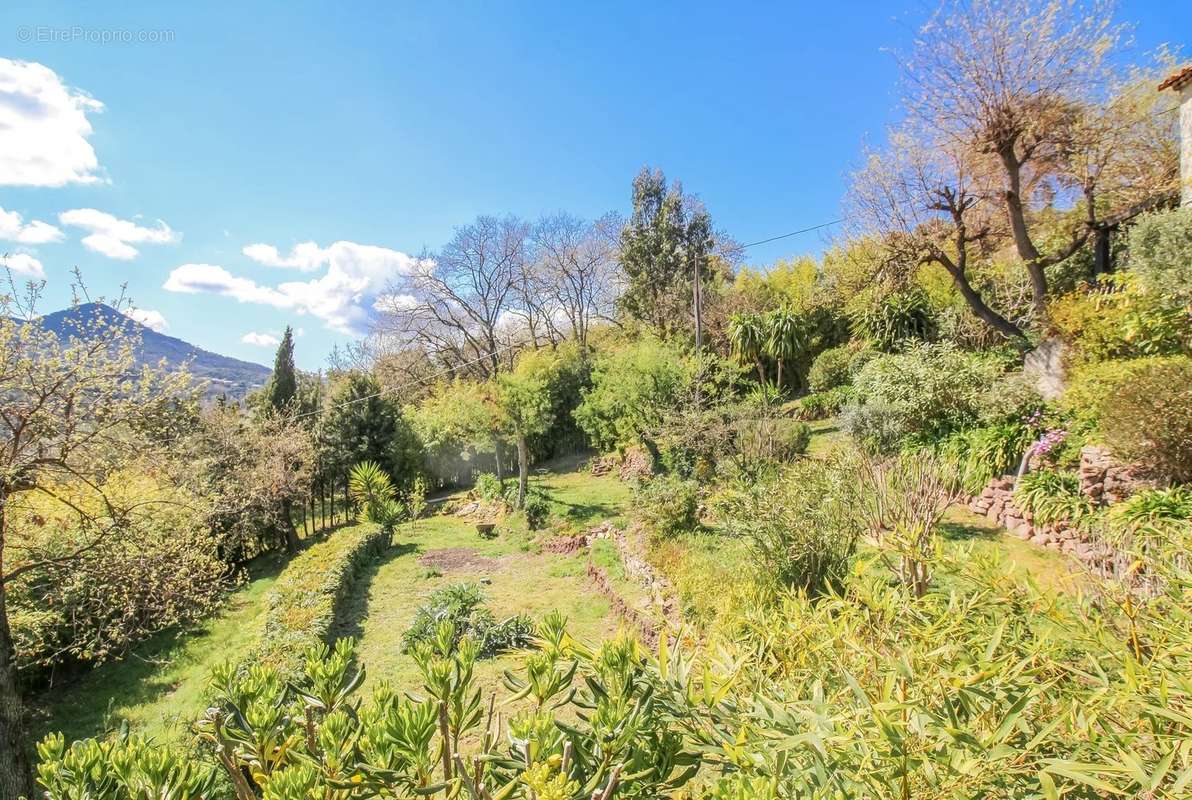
top-left (938, 520), bottom-right (1000, 542)
top-left (552, 497), bottom-right (622, 525)
top-left (331, 542), bottom-right (419, 646)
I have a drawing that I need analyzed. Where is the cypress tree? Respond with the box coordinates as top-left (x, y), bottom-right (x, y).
top-left (266, 326), bottom-right (297, 412)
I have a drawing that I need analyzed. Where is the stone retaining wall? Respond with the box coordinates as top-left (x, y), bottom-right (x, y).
top-left (964, 446), bottom-right (1141, 574)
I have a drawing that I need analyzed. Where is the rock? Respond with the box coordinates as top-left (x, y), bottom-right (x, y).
top-left (1030, 533), bottom-right (1050, 546)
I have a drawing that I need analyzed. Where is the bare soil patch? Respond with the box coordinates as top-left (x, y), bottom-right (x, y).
top-left (417, 547), bottom-right (505, 574)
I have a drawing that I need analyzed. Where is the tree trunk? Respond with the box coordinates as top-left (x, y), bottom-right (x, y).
top-left (281, 497), bottom-right (300, 552)
top-left (775, 359), bottom-right (784, 393)
top-left (344, 476), bottom-right (350, 522)
top-left (320, 481), bottom-right (326, 530)
top-left (0, 490), bottom-right (37, 800)
top-left (493, 437), bottom-right (505, 489)
top-left (755, 360), bottom-right (766, 386)
top-left (516, 434), bottom-right (529, 509)
top-left (998, 148), bottom-right (1048, 314)
top-left (953, 272), bottom-right (1027, 342)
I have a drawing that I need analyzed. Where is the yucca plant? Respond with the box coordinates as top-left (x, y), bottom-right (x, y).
top-left (348, 460), bottom-right (406, 539)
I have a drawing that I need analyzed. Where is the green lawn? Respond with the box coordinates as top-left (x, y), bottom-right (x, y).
top-left (341, 462), bottom-right (633, 703)
top-left (33, 552), bottom-right (287, 745)
top-left (806, 416), bottom-right (845, 458)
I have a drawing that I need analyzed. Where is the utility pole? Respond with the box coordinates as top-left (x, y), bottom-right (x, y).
top-left (692, 252), bottom-right (703, 351)
top-left (693, 251), bottom-right (703, 407)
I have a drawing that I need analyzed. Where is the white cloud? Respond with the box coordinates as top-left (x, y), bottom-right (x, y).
top-left (0, 58), bottom-right (104, 187)
top-left (162, 263), bottom-right (290, 306)
top-left (241, 331), bottom-right (281, 347)
top-left (242, 241), bottom-right (325, 271)
top-left (59, 208), bottom-right (179, 260)
top-left (0, 207), bottom-right (63, 244)
top-left (165, 241), bottom-right (427, 334)
top-left (124, 308), bottom-right (168, 332)
top-left (3, 253), bottom-right (46, 278)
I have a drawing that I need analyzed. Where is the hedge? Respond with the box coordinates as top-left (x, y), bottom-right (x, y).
top-left (250, 522), bottom-right (385, 676)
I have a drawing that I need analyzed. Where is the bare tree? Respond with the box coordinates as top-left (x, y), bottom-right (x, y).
top-left (530, 212), bottom-right (623, 351)
top-left (851, 126), bottom-right (1027, 340)
top-left (376, 215), bottom-right (529, 378)
top-left (897, 0), bottom-right (1178, 313)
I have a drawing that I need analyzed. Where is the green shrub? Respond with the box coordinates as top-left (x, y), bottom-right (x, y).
top-left (1014, 470), bottom-right (1095, 528)
top-left (573, 338), bottom-right (693, 452)
top-left (807, 346), bottom-right (852, 392)
top-left (1126, 206), bottom-right (1192, 308)
top-left (402, 582), bottom-right (535, 658)
top-left (848, 342), bottom-right (1002, 444)
top-left (631, 474), bottom-right (700, 540)
top-left (1096, 356), bottom-right (1192, 484)
top-left (473, 472), bottom-right (503, 502)
top-left (522, 488), bottom-right (551, 531)
top-left (1049, 274), bottom-right (1190, 363)
top-left (253, 522), bottom-right (385, 676)
top-left (848, 288), bottom-right (936, 352)
top-left (941, 421), bottom-right (1037, 493)
top-left (839, 400), bottom-right (908, 454)
top-left (795, 385), bottom-right (855, 420)
top-left (722, 455), bottom-right (864, 595)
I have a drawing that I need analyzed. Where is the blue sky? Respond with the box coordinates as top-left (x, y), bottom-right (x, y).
top-left (1, 1), bottom-right (1187, 369)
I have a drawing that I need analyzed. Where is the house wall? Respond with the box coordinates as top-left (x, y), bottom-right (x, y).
top-left (1181, 83), bottom-right (1192, 206)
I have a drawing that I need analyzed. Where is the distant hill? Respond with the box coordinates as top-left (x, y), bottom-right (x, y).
top-left (33, 303), bottom-right (271, 401)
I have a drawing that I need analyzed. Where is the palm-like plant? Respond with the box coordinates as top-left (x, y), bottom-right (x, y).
top-left (728, 312), bottom-right (767, 385)
top-left (764, 307), bottom-right (804, 394)
top-left (349, 461), bottom-right (406, 537)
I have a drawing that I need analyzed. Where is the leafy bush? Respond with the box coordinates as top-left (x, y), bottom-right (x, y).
top-left (941, 421), bottom-right (1037, 493)
top-left (848, 288), bottom-right (936, 352)
top-left (631, 475), bottom-right (700, 540)
top-left (722, 455), bottom-right (864, 595)
top-left (807, 345), bottom-right (852, 392)
top-left (1048, 274), bottom-right (1190, 362)
top-left (9, 470), bottom-right (227, 673)
top-left (839, 400), bottom-right (908, 454)
top-left (252, 522), bottom-right (385, 676)
top-left (1096, 356), bottom-right (1192, 484)
top-left (847, 342), bottom-right (1002, 444)
top-left (473, 472), bottom-right (503, 502)
top-left (1014, 470), bottom-right (1095, 528)
top-left (794, 385), bottom-right (855, 420)
top-left (402, 582), bottom-right (535, 658)
top-left (1126, 206), bottom-right (1192, 308)
top-left (521, 487), bottom-right (551, 531)
top-left (1059, 356), bottom-right (1169, 434)
top-left (573, 338), bottom-right (692, 452)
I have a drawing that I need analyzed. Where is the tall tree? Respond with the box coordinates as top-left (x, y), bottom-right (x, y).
top-left (0, 289), bottom-right (193, 797)
top-left (617, 167), bottom-right (716, 338)
top-left (495, 351), bottom-right (557, 509)
top-left (376, 215), bottom-right (528, 379)
top-left (265, 326), bottom-right (297, 411)
top-left (530, 212), bottom-right (623, 352)
top-left (316, 373), bottom-right (423, 489)
top-left (895, 0), bottom-right (1178, 315)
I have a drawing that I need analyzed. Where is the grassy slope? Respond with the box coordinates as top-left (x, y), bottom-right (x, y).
top-left (34, 553), bottom-right (287, 744)
top-left (337, 460), bottom-right (635, 703)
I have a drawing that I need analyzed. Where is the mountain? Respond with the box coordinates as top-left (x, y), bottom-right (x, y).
top-left (34, 303), bottom-right (271, 401)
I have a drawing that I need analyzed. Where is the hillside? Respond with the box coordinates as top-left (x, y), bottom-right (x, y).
top-left (34, 303), bottom-right (270, 400)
